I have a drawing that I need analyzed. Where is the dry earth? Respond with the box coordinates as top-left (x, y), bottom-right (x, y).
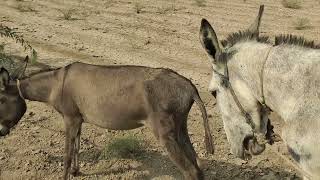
top-left (0, 0), bottom-right (320, 179)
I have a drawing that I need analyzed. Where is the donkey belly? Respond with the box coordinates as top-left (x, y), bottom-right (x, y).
top-left (70, 73), bottom-right (150, 130)
top-left (80, 102), bottom-right (148, 130)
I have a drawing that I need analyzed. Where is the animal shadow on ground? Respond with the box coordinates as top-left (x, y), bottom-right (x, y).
top-left (45, 147), bottom-right (301, 180)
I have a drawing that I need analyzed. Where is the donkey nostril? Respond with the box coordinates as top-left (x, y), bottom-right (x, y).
top-left (211, 91), bottom-right (217, 98)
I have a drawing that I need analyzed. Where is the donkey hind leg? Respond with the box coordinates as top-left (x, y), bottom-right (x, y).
top-left (71, 123), bottom-right (82, 176)
top-left (180, 122), bottom-right (204, 171)
top-left (63, 116), bottom-right (82, 180)
top-left (153, 114), bottom-right (203, 180)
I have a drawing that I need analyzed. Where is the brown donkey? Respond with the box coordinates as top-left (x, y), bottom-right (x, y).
top-left (0, 60), bottom-right (214, 180)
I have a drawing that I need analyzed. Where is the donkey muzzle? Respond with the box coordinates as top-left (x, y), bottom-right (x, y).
top-left (0, 124), bottom-right (9, 136)
top-left (245, 136), bottom-right (266, 155)
top-left (211, 91), bottom-right (217, 98)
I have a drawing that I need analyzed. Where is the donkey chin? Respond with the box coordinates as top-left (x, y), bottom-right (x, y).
top-left (241, 135), bottom-right (266, 160)
top-left (0, 124), bottom-right (10, 136)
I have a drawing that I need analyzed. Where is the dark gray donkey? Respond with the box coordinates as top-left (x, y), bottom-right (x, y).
top-left (0, 59), bottom-right (214, 180)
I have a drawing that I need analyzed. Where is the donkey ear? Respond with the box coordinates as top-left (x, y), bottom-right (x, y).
top-left (20, 55), bottom-right (29, 77)
top-left (11, 55), bottom-right (28, 79)
top-left (0, 68), bottom-right (10, 91)
top-left (247, 5), bottom-right (264, 37)
top-left (199, 19), bottom-right (222, 63)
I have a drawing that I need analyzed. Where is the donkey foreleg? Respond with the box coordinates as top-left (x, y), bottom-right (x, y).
top-left (63, 116), bottom-right (82, 180)
top-left (71, 124), bottom-right (82, 176)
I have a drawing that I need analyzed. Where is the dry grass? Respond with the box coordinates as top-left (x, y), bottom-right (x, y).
top-left (15, 3), bottom-right (36, 12)
top-left (134, 3), bottom-right (144, 14)
top-left (281, 0), bottom-right (302, 9)
top-left (0, 171), bottom-right (40, 180)
top-left (59, 8), bottom-right (76, 20)
top-left (156, 4), bottom-right (176, 14)
top-left (294, 17), bottom-right (311, 30)
top-left (105, 0), bottom-right (115, 9)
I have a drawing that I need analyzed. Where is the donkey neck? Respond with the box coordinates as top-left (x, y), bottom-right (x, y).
top-left (19, 71), bottom-right (57, 103)
top-left (263, 46), bottom-right (320, 121)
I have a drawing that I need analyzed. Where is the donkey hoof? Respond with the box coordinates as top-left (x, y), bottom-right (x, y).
top-left (196, 158), bottom-right (208, 170)
top-left (70, 168), bottom-right (80, 176)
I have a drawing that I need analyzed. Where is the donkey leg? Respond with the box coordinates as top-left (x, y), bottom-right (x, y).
top-left (153, 114), bottom-right (203, 180)
top-left (63, 116), bottom-right (82, 180)
top-left (71, 123), bottom-right (82, 176)
top-left (180, 122), bottom-right (204, 171)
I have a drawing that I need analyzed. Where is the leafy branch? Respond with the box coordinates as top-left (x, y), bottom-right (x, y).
top-left (0, 24), bottom-right (37, 63)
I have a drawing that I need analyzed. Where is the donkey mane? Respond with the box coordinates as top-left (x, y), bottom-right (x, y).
top-left (275, 34), bottom-right (320, 49)
top-left (22, 67), bottom-right (62, 79)
top-left (221, 30), bottom-right (270, 47)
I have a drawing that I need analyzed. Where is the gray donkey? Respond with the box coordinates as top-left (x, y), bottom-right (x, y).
top-left (0, 60), bottom-right (214, 180)
top-left (199, 4), bottom-right (320, 180)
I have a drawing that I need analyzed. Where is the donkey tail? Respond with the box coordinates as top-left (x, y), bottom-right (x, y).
top-left (193, 93), bottom-right (214, 154)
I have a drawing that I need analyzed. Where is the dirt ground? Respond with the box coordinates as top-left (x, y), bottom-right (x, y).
top-left (0, 0), bottom-right (319, 179)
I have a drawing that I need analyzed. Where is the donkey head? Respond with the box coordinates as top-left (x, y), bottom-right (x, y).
top-left (199, 5), bottom-right (266, 159)
top-left (0, 56), bottom-right (28, 136)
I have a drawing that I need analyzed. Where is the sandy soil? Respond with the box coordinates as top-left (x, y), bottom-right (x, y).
top-left (0, 0), bottom-right (319, 179)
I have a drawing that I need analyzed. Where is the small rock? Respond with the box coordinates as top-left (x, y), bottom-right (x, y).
top-left (161, 151), bottom-right (168, 156)
top-left (234, 158), bottom-right (247, 166)
top-left (144, 40), bottom-right (151, 45)
top-left (210, 171), bottom-right (217, 175)
top-left (31, 126), bottom-right (40, 132)
top-left (192, 143), bottom-right (199, 148)
top-left (32, 149), bottom-right (41, 155)
top-left (25, 161), bottom-right (31, 166)
top-left (80, 163), bottom-right (86, 167)
top-left (28, 111), bottom-right (35, 117)
top-left (38, 116), bottom-right (47, 121)
top-left (0, 156), bottom-right (5, 160)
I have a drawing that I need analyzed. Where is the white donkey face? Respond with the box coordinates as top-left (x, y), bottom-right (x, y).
top-left (199, 5), bottom-right (266, 159)
top-left (217, 86), bottom-right (254, 159)
top-left (199, 19), bottom-right (252, 158)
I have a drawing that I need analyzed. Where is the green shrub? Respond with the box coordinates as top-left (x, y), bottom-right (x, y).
top-left (282, 0), bottom-right (302, 9)
top-left (59, 9), bottom-right (76, 20)
top-left (294, 17), bottom-right (311, 30)
top-left (194, 0), bottom-right (206, 7)
top-left (135, 3), bottom-right (144, 14)
top-left (99, 136), bottom-right (143, 160)
top-left (0, 24), bottom-right (37, 63)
